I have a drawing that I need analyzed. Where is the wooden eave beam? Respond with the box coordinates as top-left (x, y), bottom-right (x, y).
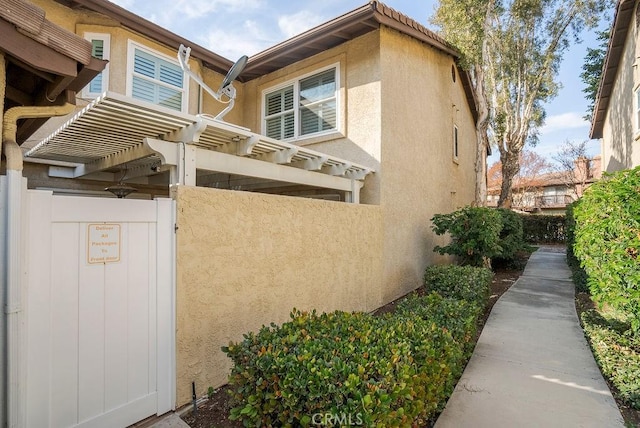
top-left (0, 18), bottom-right (78, 77)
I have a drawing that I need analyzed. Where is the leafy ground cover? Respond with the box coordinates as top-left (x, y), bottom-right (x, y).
top-left (575, 292), bottom-right (640, 427)
top-left (181, 255), bottom-right (528, 428)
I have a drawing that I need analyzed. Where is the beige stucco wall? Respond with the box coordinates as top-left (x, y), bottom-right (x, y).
top-left (175, 186), bottom-right (383, 406)
top-left (239, 27), bottom-right (476, 304)
top-left (601, 3), bottom-right (640, 172)
top-left (377, 26), bottom-right (476, 302)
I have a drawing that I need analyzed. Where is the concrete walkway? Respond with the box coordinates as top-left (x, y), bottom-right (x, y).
top-left (435, 247), bottom-right (625, 428)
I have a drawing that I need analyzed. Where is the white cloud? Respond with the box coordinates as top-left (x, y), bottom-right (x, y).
top-left (277, 10), bottom-right (325, 38)
top-left (201, 20), bottom-right (273, 59)
top-left (539, 112), bottom-right (589, 135)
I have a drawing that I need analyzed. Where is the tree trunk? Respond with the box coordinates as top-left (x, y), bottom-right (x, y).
top-left (473, 64), bottom-right (490, 206)
top-left (498, 149), bottom-right (520, 208)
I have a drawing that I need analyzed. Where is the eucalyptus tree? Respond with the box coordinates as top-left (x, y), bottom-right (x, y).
top-left (433, 0), bottom-right (611, 207)
top-left (581, 30), bottom-right (610, 121)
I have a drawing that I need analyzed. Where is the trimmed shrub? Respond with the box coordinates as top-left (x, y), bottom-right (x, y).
top-left (573, 167), bottom-right (640, 332)
top-left (565, 202), bottom-right (588, 292)
top-left (431, 206), bottom-right (502, 267)
top-left (519, 214), bottom-right (566, 244)
top-left (223, 310), bottom-right (461, 427)
top-left (423, 264), bottom-right (493, 308)
top-left (496, 208), bottom-right (526, 260)
top-left (397, 292), bottom-right (481, 356)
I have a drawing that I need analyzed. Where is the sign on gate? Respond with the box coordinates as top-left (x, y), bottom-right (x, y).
top-left (87, 223), bottom-right (121, 264)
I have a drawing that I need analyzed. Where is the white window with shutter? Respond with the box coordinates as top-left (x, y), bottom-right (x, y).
top-left (126, 41), bottom-right (188, 112)
top-left (262, 64), bottom-right (339, 141)
top-left (82, 33), bottom-right (110, 98)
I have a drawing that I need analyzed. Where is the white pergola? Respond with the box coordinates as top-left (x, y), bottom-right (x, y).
top-left (25, 92), bottom-right (373, 202)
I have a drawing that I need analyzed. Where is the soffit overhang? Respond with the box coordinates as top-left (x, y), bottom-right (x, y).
top-left (590, 0), bottom-right (636, 139)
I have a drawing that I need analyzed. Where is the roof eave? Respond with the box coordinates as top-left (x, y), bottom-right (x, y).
top-left (56, 0), bottom-right (234, 76)
top-left (589, 0), bottom-right (636, 139)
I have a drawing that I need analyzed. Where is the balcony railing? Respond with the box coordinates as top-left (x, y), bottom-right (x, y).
top-left (535, 195), bottom-right (574, 207)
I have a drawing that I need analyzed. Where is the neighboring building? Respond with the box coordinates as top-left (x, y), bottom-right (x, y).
top-left (590, 0), bottom-right (640, 172)
top-left (487, 156), bottom-right (602, 214)
top-left (2, 0), bottom-right (480, 425)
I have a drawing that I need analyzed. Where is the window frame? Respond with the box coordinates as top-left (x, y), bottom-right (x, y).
top-left (261, 63), bottom-right (340, 142)
top-left (453, 124), bottom-right (459, 163)
top-left (635, 85), bottom-right (640, 133)
top-left (82, 33), bottom-right (110, 98)
top-left (126, 40), bottom-right (189, 113)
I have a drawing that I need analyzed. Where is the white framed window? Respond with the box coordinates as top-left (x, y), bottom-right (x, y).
top-left (126, 41), bottom-right (187, 112)
top-left (453, 125), bottom-right (459, 162)
top-left (262, 64), bottom-right (339, 141)
top-left (82, 33), bottom-right (110, 98)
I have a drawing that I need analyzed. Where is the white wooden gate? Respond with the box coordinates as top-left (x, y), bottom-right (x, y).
top-left (24, 190), bottom-right (175, 428)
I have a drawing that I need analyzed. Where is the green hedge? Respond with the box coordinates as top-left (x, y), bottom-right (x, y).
top-left (519, 214), bottom-right (566, 244)
top-left (423, 265), bottom-right (492, 308)
top-left (223, 265), bottom-right (493, 427)
top-left (431, 206), bottom-right (530, 267)
top-left (496, 209), bottom-right (526, 260)
top-left (565, 202), bottom-right (588, 292)
top-left (573, 167), bottom-right (640, 332)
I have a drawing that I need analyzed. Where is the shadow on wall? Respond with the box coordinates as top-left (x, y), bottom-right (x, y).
top-left (606, 39), bottom-right (634, 171)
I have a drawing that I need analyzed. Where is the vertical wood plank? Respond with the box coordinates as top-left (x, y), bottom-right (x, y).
top-left (127, 223), bottom-right (150, 400)
top-left (50, 223), bottom-right (80, 427)
top-left (24, 190), bottom-right (53, 428)
top-left (77, 223), bottom-right (106, 422)
top-left (104, 243), bottom-right (129, 411)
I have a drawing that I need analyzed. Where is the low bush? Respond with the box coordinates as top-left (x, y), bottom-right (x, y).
top-left (224, 265), bottom-right (492, 427)
top-left (423, 265), bottom-right (492, 308)
top-left (573, 167), bottom-right (640, 332)
top-left (519, 214), bottom-right (566, 244)
top-left (431, 206), bottom-right (502, 267)
top-left (224, 310), bottom-right (460, 427)
top-left (396, 292), bottom-right (481, 356)
top-left (496, 208), bottom-right (526, 260)
top-left (581, 309), bottom-right (640, 409)
top-left (565, 202), bottom-right (588, 292)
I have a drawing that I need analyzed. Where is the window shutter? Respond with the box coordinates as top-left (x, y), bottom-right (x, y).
top-left (132, 48), bottom-right (184, 111)
top-left (263, 67), bottom-right (337, 140)
top-left (88, 39), bottom-right (104, 93)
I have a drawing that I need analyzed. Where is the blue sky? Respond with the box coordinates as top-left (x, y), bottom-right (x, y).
top-left (110, 0), bottom-right (608, 164)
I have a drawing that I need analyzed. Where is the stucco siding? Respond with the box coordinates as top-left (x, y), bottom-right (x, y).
top-left (601, 7), bottom-right (639, 172)
top-left (378, 26), bottom-right (476, 303)
top-left (175, 186), bottom-right (383, 405)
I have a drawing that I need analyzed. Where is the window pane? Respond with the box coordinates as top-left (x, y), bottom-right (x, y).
top-left (266, 117), bottom-right (282, 140)
top-left (89, 74), bottom-right (103, 93)
top-left (300, 100), bottom-right (336, 135)
top-left (283, 112), bottom-right (295, 139)
top-left (134, 50), bottom-right (156, 78)
top-left (158, 85), bottom-right (183, 111)
top-left (88, 39), bottom-right (105, 93)
top-left (300, 69), bottom-right (335, 104)
top-left (132, 76), bottom-right (156, 103)
top-left (266, 86), bottom-right (294, 116)
top-left (92, 40), bottom-right (104, 59)
top-left (160, 63), bottom-right (183, 88)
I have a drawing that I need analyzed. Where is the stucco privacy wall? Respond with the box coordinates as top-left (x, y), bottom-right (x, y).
top-left (601, 4), bottom-right (640, 172)
top-left (175, 186), bottom-right (383, 405)
top-left (377, 26), bottom-right (476, 303)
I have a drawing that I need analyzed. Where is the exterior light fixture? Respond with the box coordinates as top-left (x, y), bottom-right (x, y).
top-left (105, 165), bottom-right (137, 198)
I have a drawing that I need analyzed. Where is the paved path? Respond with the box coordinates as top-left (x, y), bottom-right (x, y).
top-left (435, 247), bottom-right (625, 428)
